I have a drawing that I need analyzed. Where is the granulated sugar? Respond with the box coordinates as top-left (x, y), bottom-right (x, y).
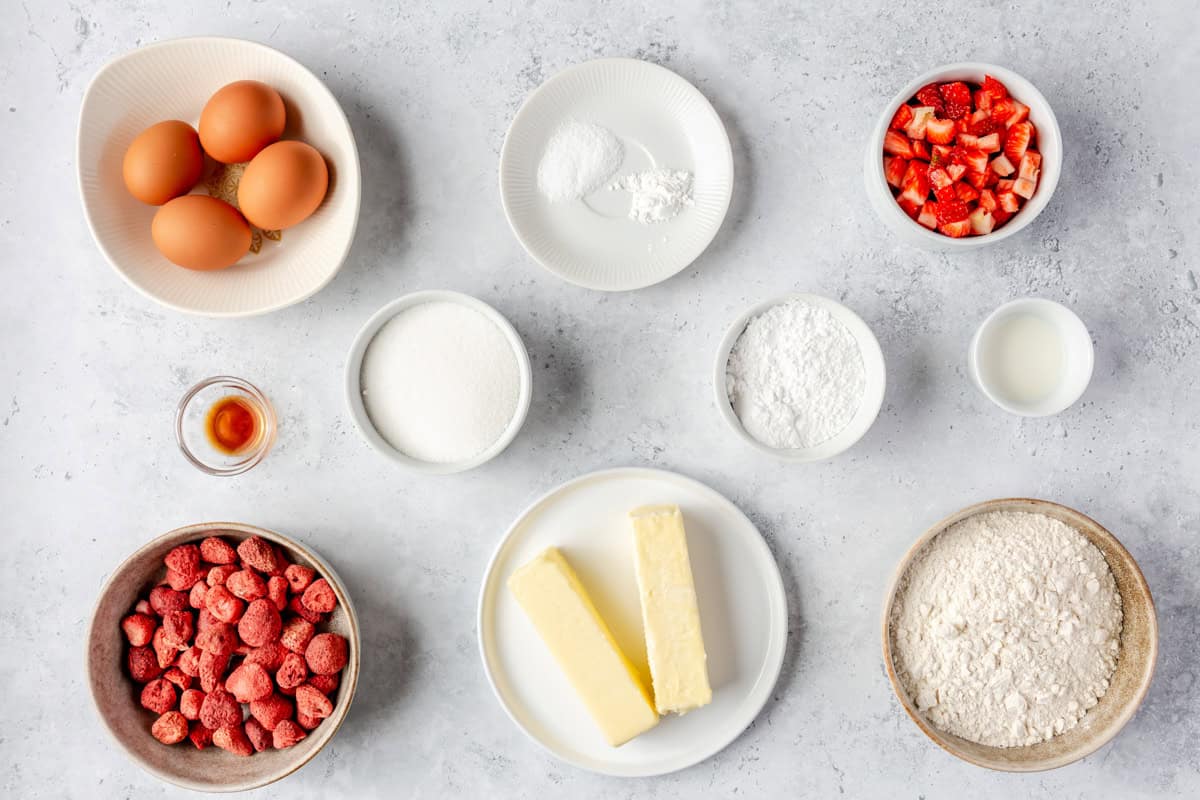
top-left (536, 120), bottom-right (624, 203)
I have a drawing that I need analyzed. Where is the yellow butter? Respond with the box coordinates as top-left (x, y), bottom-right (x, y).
top-left (507, 547), bottom-right (659, 746)
top-left (629, 505), bottom-right (712, 714)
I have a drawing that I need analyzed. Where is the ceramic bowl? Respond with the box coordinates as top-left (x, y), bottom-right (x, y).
top-left (77, 36), bottom-right (361, 316)
top-left (87, 522), bottom-right (360, 792)
top-left (345, 290), bottom-right (533, 474)
top-left (863, 62), bottom-right (1062, 250)
top-left (714, 293), bottom-right (886, 462)
top-left (968, 297), bottom-right (1094, 416)
top-left (881, 498), bottom-right (1157, 771)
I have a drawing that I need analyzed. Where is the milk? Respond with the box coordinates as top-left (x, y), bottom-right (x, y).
top-left (977, 313), bottom-right (1065, 405)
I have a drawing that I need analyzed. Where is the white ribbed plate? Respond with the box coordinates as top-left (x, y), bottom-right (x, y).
top-left (77, 37), bottom-right (361, 317)
top-left (499, 59), bottom-right (733, 291)
top-left (478, 467), bottom-right (787, 777)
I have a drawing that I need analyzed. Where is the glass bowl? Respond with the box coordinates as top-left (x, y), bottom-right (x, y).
top-left (175, 376), bottom-right (276, 476)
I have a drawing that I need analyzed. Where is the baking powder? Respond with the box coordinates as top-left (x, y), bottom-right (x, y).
top-left (536, 120), bottom-right (624, 203)
top-left (611, 168), bottom-right (694, 223)
top-left (890, 511), bottom-right (1122, 747)
top-left (360, 301), bottom-right (520, 464)
top-left (725, 299), bottom-right (865, 449)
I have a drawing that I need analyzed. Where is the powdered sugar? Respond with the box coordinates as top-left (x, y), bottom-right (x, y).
top-left (725, 299), bottom-right (865, 449)
top-left (890, 510), bottom-right (1123, 747)
top-left (536, 120), bottom-right (625, 203)
top-left (611, 168), bottom-right (694, 223)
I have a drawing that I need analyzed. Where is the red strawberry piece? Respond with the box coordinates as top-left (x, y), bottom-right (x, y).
top-left (188, 724), bottom-right (214, 750)
top-left (955, 182), bottom-right (979, 203)
top-left (250, 693), bottom-right (294, 731)
top-left (226, 662), bottom-right (274, 703)
top-left (195, 621), bottom-right (238, 656)
top-left (956, 148), bottom-right (989, 174)
top-left (968, 112), bottom-right (999, 137)
top-left (305, 632), bottom-right (349, 676)
top-left (206, 564), bottom-right (238, 587)
top-left (277, 652), bottom-right (308, 690)
top-left (307, 672), bottom-right (339, 695)
top-left (289, 595), bottom-right (324, 625)
top-left (301, 578), bottom-right (337, 614)
top-left (982, 75), bottom-right (1009, 101)
top-left (1004, 121), bottom-right (1033, 163)
top-left (237, 536), bottom-right (281, 575)
top-left (978, 189), bottom-right (999, 212)
top-left (890, 103), bottom-right (914, 130)
top-left (896, 197), bottom-right (921, 219)
top-left (200, 536), bottom-right (238, 565)
top-left (198, 649), bottom-right (231, 693)
top-left (213, 725), bottom-right (254, 757)
top-left (946, 163), bottom-right (967, 182)
top-left (239, 599), bottom-right (283, 648)
top-left (997, 191), bottom-right (1021, 212)
top-left (933, 184), bottom-right (958, 204)
top-left (272, 719), bottom-right (307, 749)
top-left (905, 107), bottom-right (936, 141)
top-left (188, 581), bottom-right (208, 610)
top-left (244, 640), bottom-right (288, 672)
top-left (295, 684), bottom-right (334, 721)
top-left (226, 568), bottom-right (267, 602)
top-left (152, 627), bottom-right (179, 670)
top-left (128, 645), bottom-right (163, 683)
top-left (938, 219), bottom-right (972, 238)
top-left (180, 688), bottom-right (205, 721)
top-left (178, 646), bottom-right (202, 677)
top-left (149, 586), bottom-right (188, 616)
top-left (122, 613), bottom-right (157, 647)
top-left (199, 688), bottom-right (243, 730)
top-left (965, 170), bottom-right (990, 190)
top-left (935, 199), bottom-right (970, 224)
top-left (162, 610), bottom-right (194, 649)
top-left (992, 206), bottom-right (1014, 227)
top-left (939, 81), bottom-right (971, 107)
top-left (930, 144), bottom-right (953, 166)
top-left (151, 711), bottom-right (189, 745)
top-left (928, 166), bottom-right (953, 189)
top-left (915, 83), bottom-right (945, 114)
top-left (883, 130), bottom-right (914, 158)
top-left (280, 617), bottom-right (316, 653)
top-left (925, 118), bottom-right (956, 145)
top-left (990, 154), bottom-right (1016, 177)
top-left (917, 202), bottom-right (938, 229)
top-left (910, 139), bottom-right (931, 161)
top-left (284, 564), bottom-right (316, 594)
top-left (1004, 101), bottom-right (1030, 127)
top-left (162, 666), bottom-right (192, 690)
top-left (884, 156), bottom-right (907, 189)
top-left (205, 585), bottom-right (245, 624)
top-left (969, 207), bottom-right (996, 235)
top-left (244, 718), bottom-right (272, 752)
top-left (140, 678), bottom-right (178, 715)
top-left (165, 544), bottom-right (201, 576)
top-left (898, 161), bottom-right (930, 206)
top-left (974, 88), bottom-right (992, 112)
top-left (977, 133), bottom-right (1001, 154)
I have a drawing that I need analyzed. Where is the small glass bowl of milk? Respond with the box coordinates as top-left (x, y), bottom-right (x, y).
top-left (968, 298), bottom-right (1094, 417)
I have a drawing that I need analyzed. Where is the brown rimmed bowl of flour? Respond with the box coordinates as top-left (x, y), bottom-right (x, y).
top-left (714, 293), bottom-right (886, 462)
top-left (882, 498), bottom-right (1157, 772)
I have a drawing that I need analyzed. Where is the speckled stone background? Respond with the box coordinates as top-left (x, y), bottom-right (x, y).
top-left (2, 1), bottom-right (1197, 797)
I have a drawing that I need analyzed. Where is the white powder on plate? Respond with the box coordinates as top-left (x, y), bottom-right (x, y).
top-left (360, 301), bottom-right (520, 464)
top-left (611, 168), bottom-right (694, 223)
top-left (536, 120), bottom-right (624, 203)
top-left (725, 299), bottom-right (865, 449)
top-left (890, 510), bottom-right (1123, 747)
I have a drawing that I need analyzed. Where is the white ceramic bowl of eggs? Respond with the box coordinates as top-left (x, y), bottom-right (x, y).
top-left (77, 36), bottom-right (361, 317)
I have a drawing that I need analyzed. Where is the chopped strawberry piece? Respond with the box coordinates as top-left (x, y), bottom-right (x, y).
top-left (956, 132), bottom-right (980, 149)
top-left (946, 163), bottom-right (967, 182)
top-left (883, 130), bottom-right (914, 158)
top-left (1004, 121), bottom-right (1033, 163)
top-left (996, 178), bottom-right (1015, 192)
top-left (978, 189), bottom-right (998, 212)
top-left (991, 207), bottom-right (1013, 226)
top-left (890, 104), bottom-right (914, 130)
top-left (998, 191), bottom-right (1021, 212)
top-left (1013, 177), bottom-right (1037, 199)
top-left (928, 166), bottom-right (953, 189)
top-left (915, 84), bottom-right (945, 114)
top-left (983, 169), bottom-right (1000, 188)
top-left (935, 198), bottom-right (969, 224)
top-left (977, 133), bottom-right (1001, 153)
top-left (925, 118), bottom-right (956, 145)
top-left (968, 207), bottom-right (995, 235)
top-left (917, 202), bottom-right (938, 229)
top-left (910, 139), bottom-right (931, 160)
top-left (973, 89), bottom-right (992, 113)
top-left (905, 106), bottom-right (937, 140)
top-left (897, 196), bottom-right (922, 219)
top-left (931, 144), bottom-right (953, 165)
top-left (990, 154), bottom-right (1015, 176)
top-left (933, 184), bottom-right (958, 204)
top-left (965, 170), bottom-right (990, 189)
top-left (939, 82), bottom-right (971, 118)
top-left (884, 156), bottom-right (907, 188)
top-left (982, 75), bottom-right (1009, 102)
top-left (1018, 150), bottom-right (1042, 179)
top-left (955, 182), bottom-right (979, 203)
top-left (938, 219), bottom-right (972, 238)
top-left (990, 98), bottom-right (1016, 125)
top-left (958, 148), bottom-right (989, 174)
top-left (898, 161), bottom-right (930, 205)
top-left (1004, 101), bottom-right (1030, 127)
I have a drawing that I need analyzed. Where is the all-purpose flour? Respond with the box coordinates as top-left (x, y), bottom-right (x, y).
top-left (725, 299), bottom-right (865, 449)
top-left (890, 511), bottom-right (1123, 747)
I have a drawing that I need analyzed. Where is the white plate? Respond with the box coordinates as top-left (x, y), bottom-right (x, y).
top-left (499, 59), bottom-right (733, 291)
top-left (77, 36), bottom-right (361, 317)
top-left (478, 467), bottom-right (787, 776)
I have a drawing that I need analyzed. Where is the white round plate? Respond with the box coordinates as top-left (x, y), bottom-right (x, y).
top-left (478, 467), bottom-right (787, 776)
top-left (77, 36), bottom-right (361, 317)
top-left (499, 59), bottom-right (733, 291)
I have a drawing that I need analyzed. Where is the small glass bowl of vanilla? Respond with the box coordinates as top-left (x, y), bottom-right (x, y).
top-left (175, 376), bottom-right (277, 476)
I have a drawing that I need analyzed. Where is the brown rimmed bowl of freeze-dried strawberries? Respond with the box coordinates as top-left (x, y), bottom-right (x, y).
top-left (86, 522), bottom-right (360, 792)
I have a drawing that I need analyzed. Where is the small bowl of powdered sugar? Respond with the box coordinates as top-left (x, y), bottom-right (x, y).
top-left (715, 293), bottom-right (886, 461)
top-left (345, 291), bottom-right (532, 474)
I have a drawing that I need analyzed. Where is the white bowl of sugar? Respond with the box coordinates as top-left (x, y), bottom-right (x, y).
top-left (345, 290), bottom-right (533, 474)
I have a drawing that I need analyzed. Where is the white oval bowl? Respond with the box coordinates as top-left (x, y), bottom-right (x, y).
top-left (714, 293), bottom-right (886, 461)
top-left (968, 297), bottom-right (1094, 417)
top-left (345, 290), bottom-right (533, 474)
top-left (862, 62), bottom-right (1062, 250)
top-left (77, 36), bottom-right (361, 317)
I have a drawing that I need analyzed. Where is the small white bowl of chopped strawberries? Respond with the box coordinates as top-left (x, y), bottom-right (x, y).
top-left (864, 62), bottom-right (1061, 248)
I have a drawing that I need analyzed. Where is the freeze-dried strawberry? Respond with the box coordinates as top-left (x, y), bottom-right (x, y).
top-left (188, 723), bottom-right (214, 750)
top-left (280, 617), bottom-right (315, 654)
top-left (307, 672), bottom-right (339, 696)
top-left (205, 585), bottom-right (245, 624)
top-left (206, 564), bottom-right (238, 587)
top-left (199, 536), bottom-right (238, 565)
top-left (165, 544), bottom-right (201, 575)
top-left (226, 663), bottom-right (274, 703)
top-left (250, 693), bottom-right (293, 731)
top-left (129, 645), bottom-right (164, 683)
top-left (134, 598), bottom-right (153, 616)
top-left (267, 576), bottom-right (289, 612)
top-left (195, 622), bottom-right (238, 656)
top-left (180, 689), bottom-right (205, 721)
top-left (178, 646), bottom-right (201, 677)
top-left (284, 564), bottom-right (315, 594)
top-left (152, 627), bottom-right (179, 670)
top-left (188, 581), bottom-right (208, 610)
top-left (161, 610), bottom-right (194, 649)
top-left (140, 678), bottom-right (178, 715)
top-left (239, 599), bottom-right (282, 648)
top-left (149, 586), bottom-right (188, 616)
top-left (243, 640), bottom-right (288, 672)
top-left (296, 710), bottom-right (322, 731)
top-left (213, 725), bottom-right (254, 757)
top-left (277, 653), bottom-right (308, 690)
top-left (305, 633), bottom-right (348, 676)
top-left (244, 718), bottom-right (272, 752)
top-left (199, 688), bottom-right (242, 730)
top-left (226, 568), bottom-right (267, 601)
top-left (151, 711), bottom-right (189, 745)
top-left (166, 567), bottom-right (205, 592)
top-left (162, 667), bottom-right (192, 690)
top-left (199, 649), bottom-right (231, 693)
top-left (272, 719), bottom-right (307, 749)
top-left (122, 613), bottom-right (157, 647)
top-left (301, 579), bottom-right (337, 614)
top-left (237, 536), bottom-right (280, 575)
top-left (288, 596), bottom-right (323, 625)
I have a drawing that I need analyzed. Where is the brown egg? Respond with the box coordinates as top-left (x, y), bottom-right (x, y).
top-left (122, 120), bottom-right (205, 205)
top-left (151, 195), bottom-right (252, 271)
top-left (237, 141), bottom-right (329, 230)
top-left (198, 80), bottom-right (286, 164)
